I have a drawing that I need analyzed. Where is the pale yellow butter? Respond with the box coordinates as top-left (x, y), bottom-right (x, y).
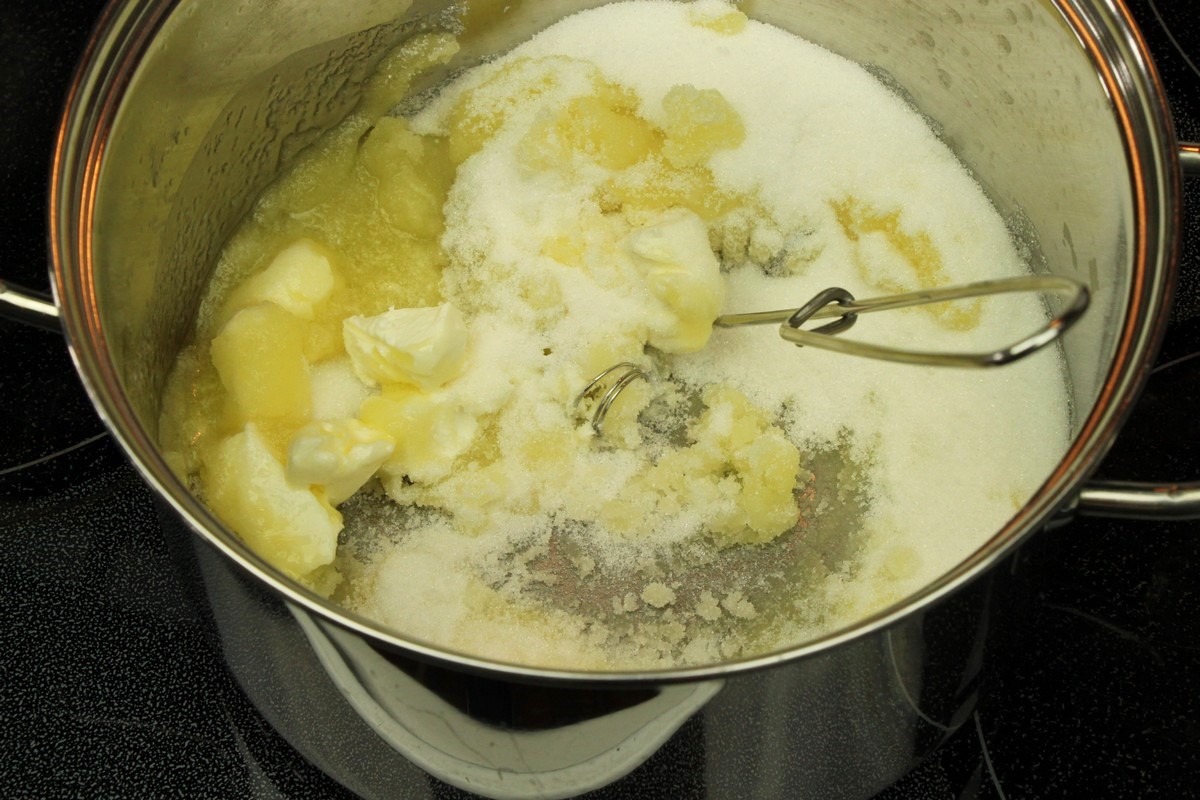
top-left (286, 419), bottom-right (395, 505)
top-left (625, 209), bottom-right (725, 353)
top-left (343, 303), bottom-right (468, 391)
top-left (205, 423), bottom-right (342, 579)
top-left (224, 239), bottom-right (337, 321)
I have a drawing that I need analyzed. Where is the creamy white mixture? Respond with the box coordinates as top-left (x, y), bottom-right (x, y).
top-left (161, 1), bottom-right (1071, 670)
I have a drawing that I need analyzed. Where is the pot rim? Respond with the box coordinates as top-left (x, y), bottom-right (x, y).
top-left (48, 0), bottom-right (1182, 685)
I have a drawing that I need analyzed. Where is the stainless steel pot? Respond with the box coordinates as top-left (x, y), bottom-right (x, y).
top-left (6, 0), bottom-right (1200, 797)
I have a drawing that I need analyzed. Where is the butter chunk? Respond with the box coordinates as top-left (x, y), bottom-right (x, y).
top-left (518, 80), bottom-right (660, 172)
top-left (359, 387), bottom-right (478, 483)
top-left (735, 431), bottom-right (803, 539)
top-left (358, 117), bottom-right (454, 240)
top-left (211, 303), bottom-right (311, 425)
top-left (661, 84), bottom-right (746, 168)
top-left (641, 582), bottom-right (677, 608)
top-left (206, 423), bottom-right (342, 578)
top-left (226, 239), bottom-right (337, 320)
top-left (626, 209), bottom-right (724, 353)
top-left (287, 419), bottom-right (395, 504)
top-left (687, 3), bottom-right (748, 35)
top-left (344, 304), bottom-right (468, 391)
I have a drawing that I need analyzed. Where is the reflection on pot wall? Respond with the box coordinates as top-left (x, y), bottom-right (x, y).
top-left (93, 2), bottom-right (432, 427)
top-left (298, 613), bottom-right (720, 798)
top-left (179, 506), bottom-right (990, 799)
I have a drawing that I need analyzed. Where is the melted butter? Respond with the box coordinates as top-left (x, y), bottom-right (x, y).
top-left (831, 196), bottom-right (984, 330)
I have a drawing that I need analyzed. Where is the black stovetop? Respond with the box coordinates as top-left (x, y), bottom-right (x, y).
top-left (2, 3), bottom-right (1199, 798)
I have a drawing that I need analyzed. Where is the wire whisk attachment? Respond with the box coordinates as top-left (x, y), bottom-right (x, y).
top-left (573, 362), bottom-right (651, 435)
top-left (574, 274), bottom-right (1090, 436)
top-left (715, 274), bottom-right (1089, 368)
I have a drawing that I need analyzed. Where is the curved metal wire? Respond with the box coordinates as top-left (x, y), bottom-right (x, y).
top-left (581, 275), bottom-right (1090, 433)
top-left (722, 275), bottom-right (1090, 368)
top-left (573, 362), bottom-right (651, 435)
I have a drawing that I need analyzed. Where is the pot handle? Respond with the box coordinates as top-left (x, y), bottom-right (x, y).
top-left (1075, 481), bottom-right (1200, 520)
top-left (0, 280), bottom-right (60, 332)
top-left (1074, 142), bottom-right (1200, 520)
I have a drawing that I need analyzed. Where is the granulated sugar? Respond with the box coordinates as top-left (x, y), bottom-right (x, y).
top-left (160, 1), bottom-right (1073, 672)
top-left (340, 1), bottom-right (1070, 668)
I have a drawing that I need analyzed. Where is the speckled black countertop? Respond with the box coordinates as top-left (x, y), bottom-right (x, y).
top-left (2, 2), bottom-right (1199, 798)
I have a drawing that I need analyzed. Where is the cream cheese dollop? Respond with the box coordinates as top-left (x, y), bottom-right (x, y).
top-left (286, 419), bottom-right (396, 504)
top-left (625, 209), bottom-right (724, 353)
top-left (226, 239), bottom-right (336, 320)
top-left (343, 303), bottom-right (468, 390)
top-left (360, 388), bottom-right (479, 484)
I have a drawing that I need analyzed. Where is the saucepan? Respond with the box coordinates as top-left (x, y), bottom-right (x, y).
top-left (4, 0), bottom-right (1199, 797)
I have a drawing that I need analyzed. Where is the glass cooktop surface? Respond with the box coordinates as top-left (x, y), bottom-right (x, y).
top-left (2, 2), bottom-right (1198, 797)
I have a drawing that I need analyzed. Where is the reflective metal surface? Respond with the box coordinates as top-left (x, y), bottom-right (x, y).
top-left (584, 275), bottom-right (1092, 435)
top-left (0, 280), bottom-right (58, 330)
top-left (724, 275), bottom-right (1089, 367)
top-left (50, 0), bottom-right (1182, 680)
top-left (183, 508), bottom-right (992, 799)
top-left (33, 0), bottom-right (1194, 797)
